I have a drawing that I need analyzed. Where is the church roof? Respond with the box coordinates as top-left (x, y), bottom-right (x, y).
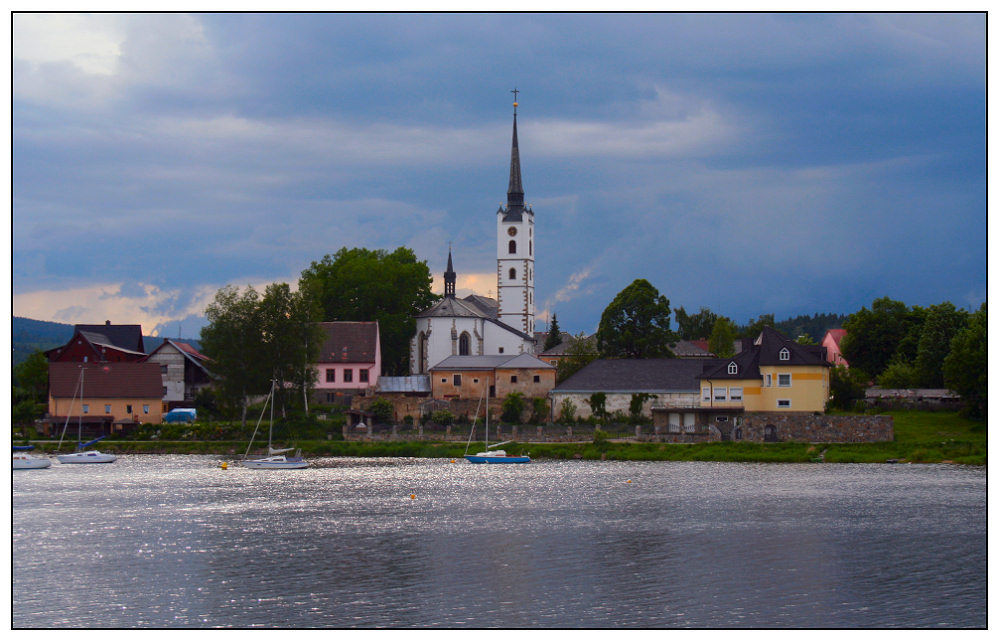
top-left (416, 296), bottom-right (485, 319)
top-left (461, 294), bottom-right (498, 318)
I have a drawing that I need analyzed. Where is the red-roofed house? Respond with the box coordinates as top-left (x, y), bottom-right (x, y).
top-left (313, 322), bottom-right (381, 404)
top-left (46, 361), bottom-right (165, 435)
top-left (821, 329), bottom-right (849, 367)
top-left (142, 339), bottom-right (213, 407)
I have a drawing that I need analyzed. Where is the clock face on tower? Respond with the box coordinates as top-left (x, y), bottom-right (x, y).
top-left (507, 227), bottom-right (517, 237)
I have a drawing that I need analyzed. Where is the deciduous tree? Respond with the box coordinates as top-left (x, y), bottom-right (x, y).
top-left (840, 297), bottom-right (923, 380)
top-left (943, 303), bottom-right (986, 419)
top-left (675, 306), bottom-right (718, 341)
top-left (914, 302), bottom-right (969, 388)
top-left (299, 247), bottom-right (437, 375)
top-left (708, 317), bottom-right (738, 358)
top-left (596, 279), bottom-right (674, 358)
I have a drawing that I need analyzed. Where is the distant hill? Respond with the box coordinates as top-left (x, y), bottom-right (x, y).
top-left (11, 317), bottom-right (202, 366)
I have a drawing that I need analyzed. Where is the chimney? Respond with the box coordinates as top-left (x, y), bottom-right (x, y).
top-left (105, 320), bottom-right (111, 326)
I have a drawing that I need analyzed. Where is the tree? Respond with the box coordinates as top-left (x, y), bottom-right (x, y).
top-left (596, 279), bottom-right (674, 358)
top-left (795, 333), bottom-right (817, 345)
top-left (501, 392), bottom-right (526, 423)
top-left (299, 247), bottom-right (438, 375)
top-left (256, 283), bottom-right (323, 416)
top-left (914, 302), bottom-right (969, 388)
top-left (558, 398), bottom-right (577, 423)
top-left (828, 365), bottom-right (868, 410)
top-left (586, 392), bottom-right (607, 420)
top-left (740, 313), bottom-right (775, 340)
top-left (840, 297), bottom-right (923, 380)
top-left (943, 303), bottom-right (986, 419)
top-left (13, 349), bottom-right (49, 403)
top-left (201, 285), bottom-right (266, 424)
top-left (876, 357), bottom-right (920, 389)
top-left (675, 306), bottom-right (719, 341)
top-left (555, 332), bottom-right (598, 383)
top-left (708, 317), bottom-right (738, 358)
top-left (543, 314), bottom-right (564, 351)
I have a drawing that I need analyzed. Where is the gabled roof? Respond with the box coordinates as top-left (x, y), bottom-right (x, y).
top-left (417, 296), bottom-right (485, 319)
top-left (823, 329), bottom-right (847, 346)
top-left (461, 294), bottom-right (499, 319)
top-left (670, 340), bottom-right (712, 358)
top-left (76, 331), bottom-right (147, 356)
top-left (49, 362), bottom-right (163, 399)
top-left (316, 322), bottom-right (379, 364)
top-left (555, 358), bottom-right (724, 393)
top-left (75, 323), bottom-right (144, 353)
top-left (540, 333), bottom-right (596, 356)
top-left (700, 327), bottom-right (829, 380)
top-left (430, 353), bottom-right (553, 371)
top-left (143, 339), bottom-right (212, 376)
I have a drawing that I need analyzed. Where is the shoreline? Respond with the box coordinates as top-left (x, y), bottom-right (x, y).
top-left (21, 438), bottom-right (985, 465)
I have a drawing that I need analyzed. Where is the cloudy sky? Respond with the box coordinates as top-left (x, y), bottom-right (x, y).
top-left (12, 12), bottom-right (986, 338)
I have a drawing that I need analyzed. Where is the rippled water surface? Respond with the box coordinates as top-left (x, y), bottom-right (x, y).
top-left (12, 456), bottom-right (985, 628)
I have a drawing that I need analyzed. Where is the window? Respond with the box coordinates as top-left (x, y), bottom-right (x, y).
top-left (143, 404), bottom-right (149, 414)
top-left (459, 332), bottom-right (470, 355)
top-left (162, 386), bottom-right (168, 396)
top-left (728, 362), bottom-right (738, 375)
top-left (730, 387), bottom-right (743, 401)
top-left (511, 375), bottom-right (518, 383)
top-left (326, 393), bottom-right (334, 403)
top-left (441, 378), bottom-right (447, 383)
top-left (764, 374), bottom-right (772, 387)
top-left (473, 378), bottom-right (479, 384)
top-left (533, 375), bottom-right (540, 383)
top-left (344, 369), bottom-right (353, 383)
top-left (702, 387), bottom-right (710, 401)
top-left (326, 368), bottom-right (335, 383)
top-left (716, 416), bottom-right (728, 422)
top-left (360, 369), bottom-right (369, 383)
top-left (509, 268), bottom-right (517, 280)
top-left (498, 347), bottom-right (504, 354)
top-left (82, 404), bottom-right (89, 414)
top-left (454, 374), bottom-right (462, 386)
top-left (126, 405), bottom-right (132, 414)
top-left (509, 240), bottom-right (517, 254)
top-left (714, 387), bottom-right (727, 401)
top-left (778, 373), bottom-right (791, 387)
top-left (105, 404), bottom-right (112, 414)
top-left (777, 399), bottom-right (791, 408)
top-left (83, 356), bottom-right (88, 362)
top-left (779, 347), bottom-right (790, 361)
top-left (160, 365), bottom-right (168, 374)
top-left (529, 241), bottom-right (532, 255)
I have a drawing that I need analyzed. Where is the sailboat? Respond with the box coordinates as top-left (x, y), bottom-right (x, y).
top-left (55, 367), bottom-right (117, 464)
top-left (242, 379), bottom-right (308, 469)
top-left (464, 388), bottom-right (531, 464)
top-left (12, 445), bottom-right (51, 470)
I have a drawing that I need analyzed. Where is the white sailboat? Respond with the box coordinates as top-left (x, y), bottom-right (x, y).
top-left (55, 367), bottom-right (117, 464)
top-left (12, 445), bottom-right (51, 470)
top-left (464, 388), bottom-right (530, 464)
top-left (242, 379), bottom-right (308, 469)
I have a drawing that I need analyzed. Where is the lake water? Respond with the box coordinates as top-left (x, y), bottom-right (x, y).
top-left (12, 456), bottom-right (986, 628)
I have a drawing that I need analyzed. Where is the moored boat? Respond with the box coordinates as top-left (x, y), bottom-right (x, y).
top-left (242, 378), bottom-right (309, 470)
top-left (12, 445), bottom-right (52, 470)
top-left (463, 389), bottom-right (530, 464)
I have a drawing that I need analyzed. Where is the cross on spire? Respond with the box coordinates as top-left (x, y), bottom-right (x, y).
top-left (511, 87), bottom-right (519, 114)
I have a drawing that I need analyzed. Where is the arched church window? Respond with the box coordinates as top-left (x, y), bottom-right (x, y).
top-left (459, 332), bottom-right (470, 356)
top-left (509, 240), bottom-right (517, 254)
top-left (509, 268), bottom-right (516, 280)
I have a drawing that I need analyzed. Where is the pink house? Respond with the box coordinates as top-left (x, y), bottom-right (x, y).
top-left (312, 321), bottom-right (381, 404)
top-left (822, 329), bottom-right (849, 368)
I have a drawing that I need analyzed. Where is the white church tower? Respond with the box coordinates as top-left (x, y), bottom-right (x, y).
top-left (496, 91), bottom-right (535, 335)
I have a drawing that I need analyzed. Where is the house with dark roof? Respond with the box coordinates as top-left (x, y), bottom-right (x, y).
top-left (46, 361), bottom-right (165, 434)
top-left (142, 339), bottom-right (213, 407)
top-left (429, 353), bottom-right (555, 400)
top-left (551, 358), bottom-right (724, 420)
top-left (313, 321), bottom-right (381, 404)
top-left (698, 327), bottom-right (831, 413)
top-left (46, 320), bottom-right (147, 363)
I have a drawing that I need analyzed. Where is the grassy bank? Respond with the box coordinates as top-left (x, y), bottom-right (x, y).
top-left (24, 411), bottom-right (985, 464)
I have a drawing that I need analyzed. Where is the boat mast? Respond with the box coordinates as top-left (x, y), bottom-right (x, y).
top-left (78, 367), bottom-right (85, 449)
top-left (268, 378), bottom-right (275, 452)
top-left (57, 367), bottom-right (83, 451)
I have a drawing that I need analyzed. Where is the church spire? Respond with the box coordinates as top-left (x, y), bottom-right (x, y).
top-left (444, 246), bottom-right (456, 298)
top-left (506, 90), bottom-right (525, 213)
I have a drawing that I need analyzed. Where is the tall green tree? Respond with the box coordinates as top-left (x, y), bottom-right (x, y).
top-left (596, 279), bottom-right (674, 358)
top-left (14, 349), bottom-right (49, 403)
top-left (914, 302), bottom-right (969, 388)
top-left (840, 297), bottom-right (923, 380)
top-left (674, 306), bottom-right (719, 341)
top-left (543, 314), bottom-right (564, 351)
top-left (555, 332), bottom-right (598, 383)
top-left (740, 313), bottom-right (775, 340)
top-left (201, 285), bottom-right (267, 424)
top-left (256, 283), bottom-right (323, 416)
top-left (708, 317), bottom-right (738, 358)
top-left (828, 365), bottom-right (869, 410)
top-left (943, 303), bottom-right (986, 419)
top-left (299, 247), bottom-right (438, 375)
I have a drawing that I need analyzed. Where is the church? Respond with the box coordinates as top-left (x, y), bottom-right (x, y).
top-left (409, 98), bottom-right (538, 374)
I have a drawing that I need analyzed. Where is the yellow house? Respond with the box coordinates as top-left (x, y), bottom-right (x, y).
top-left (699, 327), bottom-right (831, 413)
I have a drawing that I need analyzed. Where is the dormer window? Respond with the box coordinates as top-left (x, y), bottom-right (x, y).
top-left (779, 347), bottom-right (790, 361)
top-left (728, 362), bottom-right (738, 375)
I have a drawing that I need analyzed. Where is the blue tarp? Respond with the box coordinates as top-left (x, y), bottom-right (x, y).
top-left (163, 408), bottom-right (197, 423)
